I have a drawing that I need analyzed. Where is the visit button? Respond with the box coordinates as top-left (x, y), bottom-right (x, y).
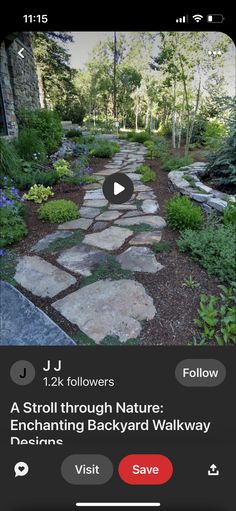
top-left (118, 454), bottom-right (173, 485)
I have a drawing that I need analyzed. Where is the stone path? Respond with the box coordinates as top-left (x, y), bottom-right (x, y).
top-left (12, 139), bottom-right (167, 344)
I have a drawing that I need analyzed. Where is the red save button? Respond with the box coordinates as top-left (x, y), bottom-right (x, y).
top-left (118, 454), bottom-right (173, 485)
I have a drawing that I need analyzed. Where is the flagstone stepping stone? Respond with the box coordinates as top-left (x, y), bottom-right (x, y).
top-left (96, 210), bottom-right (121, 221)
top-left (52, 279), bottom-right (156, 343)
top-left (0, 281), bottom-right (75, 346)
top-left (57, 245), bottom-right (108, 276)
top-left (83, 226), bottom-right (133, 251)
top-left (141, 200), bottom-right (159, 214)
top-left (108, 204), bottom-right (137, 211)
top-left (30, 231), bottom-right (74, 253)
top-left (115, 216), bottom-right (166, 229)
top-left (84, 191), bottom-right (105, 200)
top-left (92, 221), bottom-right (109, 232)
top-left (122, 211), bottom-right (143, 218)
top-left (83, 199), bottom-right (108, 208)
top-left (136, 192), bottom-right (156, 200)
top-left (134, 184), bottom-right (152, 192)
top-left (58, 218), bottom-right (92, 230)
top-left (117, 247), bottom-right (163, 273)
top-left (94, 168), bottom-right (120, 176)
top-left (83, 183), bottom-right (101, 190)
top-left (129, 231), bottom-right (162, 246)
top-left (126, 173), bottom-right (141, 181)
top-left (79, 207), bottom-right (101, 218)
top-left (14, 256), bottom-right (76, 298)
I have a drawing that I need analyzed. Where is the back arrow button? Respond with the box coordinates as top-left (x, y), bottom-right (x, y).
top-left (18, 48), bottom-right (25, 59)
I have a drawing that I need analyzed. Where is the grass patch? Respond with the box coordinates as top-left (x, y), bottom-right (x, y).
top-left (152, 240), bottom-right (172, 253)
top-left (72, 331), bottom-right (96, 345)
top-left (44, 230), bottom-right (84, 253)
top-left (136, 164), bottom-right (156, 183)
top-left (161, 155), bottom-right (194, 171)
top-left (0, 250), bottom-right (18, 285)
top-left (80, 256), bottom-right (133, 287)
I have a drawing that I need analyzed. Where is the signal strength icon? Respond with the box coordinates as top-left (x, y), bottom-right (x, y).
top-left (193, 14), bottom-right (203, 22)
top-left (176, 15), bottom-right (188, 23)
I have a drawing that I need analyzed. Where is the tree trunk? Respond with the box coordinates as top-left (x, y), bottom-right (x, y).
top-left (188, 77), bottom-right (201, 148)
top-left (37, 69), bottom-right (46, 108)
top-left (172, 79), bottom-right (177, 148)
top-left (135, 111), bottom-right (138, 131)
top-left (177, 97), bottom-right (185, 148)
top-left (113, 32), bottom-right (118, 120)
top-left (145, 107), bottom-right (150, 129)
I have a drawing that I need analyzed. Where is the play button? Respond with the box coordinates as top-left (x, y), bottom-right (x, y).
top-left (102, 172), bottom-right (134, 204)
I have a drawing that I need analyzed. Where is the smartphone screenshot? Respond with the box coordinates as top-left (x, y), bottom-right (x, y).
top-left (0, 7), bottom-right (235, 511)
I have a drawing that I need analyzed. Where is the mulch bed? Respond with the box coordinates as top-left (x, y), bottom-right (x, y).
top-left (9, 150), bottom-right (221, 345)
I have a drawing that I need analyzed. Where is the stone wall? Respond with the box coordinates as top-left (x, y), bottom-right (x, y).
top-left (0, 33), bottom-right (40, 137)
top-left (168, 163), bottom-right (235, 214)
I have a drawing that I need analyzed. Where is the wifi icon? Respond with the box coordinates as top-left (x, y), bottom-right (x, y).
top-left (193, 14), bottom-right (203, 22)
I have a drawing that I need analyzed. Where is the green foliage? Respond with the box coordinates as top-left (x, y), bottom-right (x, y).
top-left (178, 224), bottom-right (236, 283)
top-left (89, 140), bottom-right (120, 158)
top-left (23, 184), bottom-right (54, 204)
top-left (100, 336), bottom-right (141, 346)
top-left (38, 199), bottom-right (79, 224)
top-left (53, 159), bottom-right (73, 178)
top-left (136, 164), bottom-right (156, 183)
top-left (0, 206), bottom-right (27, 247)
top-left (15, 170), bottom-right (59, 191)
top-left (128, 131), bottom-right (151, 143)
top-left (165, 195), bottom-right (204, 230)
top-left (66, 174), bottom-right (97, 186)
top-left (14, 128), bottom-right (46, 162)
top-left (18, 109), bottom-right (63, 153)
top-left (152, 240), bottom-right (172, 253)
top-left (223, 202), bottom-right (236, 225)
top-left (0, 138), bottom-right (22, 180)
top-left (80, 256), bottom-right (133, 287)
top-left (206, 129), bottom-right (236, 191)
top-left (65, 129), bottom-right (83, 138)
top-left (203, 119), bottom-right (227, 148)
top-left (194, 284), bottom-right (236, 345)
top-left (161, 155), bottom-right (194, 171)
top-left (182, 276), bottom-right (200, 289)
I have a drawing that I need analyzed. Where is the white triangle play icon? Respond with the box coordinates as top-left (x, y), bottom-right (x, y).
top-left (114, 182), bottom-right (125, 195)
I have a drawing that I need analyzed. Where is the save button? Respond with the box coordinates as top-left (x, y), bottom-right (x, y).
top-left (118, 454), bottom-right (173, 485)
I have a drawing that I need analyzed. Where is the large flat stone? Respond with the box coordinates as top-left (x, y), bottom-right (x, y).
top-left (83, 183), bottom-right (101, 190)
top-left (30, 231), bottom-right (73, 253)
top-left (116, 247), bottom-right (163, 273)
top-left (141, 200), bottom-right (159, 214)
top-left (94, 168), bottom-right (120, 176)
top-left (58, 218), bottom-right (92, 230)
top-left (83, 199), bottom-right (108, 208)
top-left (96, 210), bottom-right (121, 221)
top-left (0, 281), bottom-right (75, 346)
top-left (134, 184), bottom-right (152, 192)
top-left (129, 231), bottom-right (162, 245)
top-left (79, 207), bottom-right (101, 218)
top-left (115, 215), bottom-right (166, 229)
top-left (84, 191), bottom-right (105, 200)
top-left (14, 256), bottom-right (76, 298)
top-left (83, 226), bottom-right (133, 251)
top-left (92, 221), bottom-right (110, 232)
top-left (207, 198), bottom-right (227, 211)
top-left (52, 279), bottom-right (156, 343)
top-left (108, 204), bottom-right (137, 211)
top-left (136, 192), bottom-right (156, 200)
top-left (122, 211), bottom-right (143, 218)
top-left (57, 245), bottom-right (108, 276)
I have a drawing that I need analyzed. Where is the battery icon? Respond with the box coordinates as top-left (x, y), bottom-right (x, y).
top-left (207, 14), bottom-right (224, 23)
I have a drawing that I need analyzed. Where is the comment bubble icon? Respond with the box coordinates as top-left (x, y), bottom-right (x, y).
top-left (14, 461), bottom-right (29, 478)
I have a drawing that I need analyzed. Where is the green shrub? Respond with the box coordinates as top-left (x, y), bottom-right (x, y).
top-left (89, 140), bottom-right (120, 158)
top-left (223, 202), bottom-right (236, 225)
top-left (14, 128), bottom-right (46, 162)
top-left (166, 195), bottom-right (204, 230)
top-left (15, 170), bottom-right (59, 191)
top-left (129, 131), bottom-right (151, 143)
top-left (18, 109), bottom-right (63, 153)
top-left (53, 159), bottom-right (73, 179)
top-left (136, 164), bottom-right (156, 183)
top-left (0, 138), bottom-right (22, 180)
top-left (178, 224), bottom-right (236, 283)
top-left (206, 129), bottom-right (236, 191)
top-left (203, 119), bottom-right (227, 148)
top-left (161, 155), bottom-right (193, 171)
top-left (65, 129), bottom-right (83, 138)
top-left (23, 184), bottom-right (54, 204)
top-left (38, 199), bottom-right (79, 224)
top-left (0, 208), bottom-right (27, 247)
top-left (194, 284), bottom-right (236, 345)
top-left (66, 174), bottom-right (97, 186)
